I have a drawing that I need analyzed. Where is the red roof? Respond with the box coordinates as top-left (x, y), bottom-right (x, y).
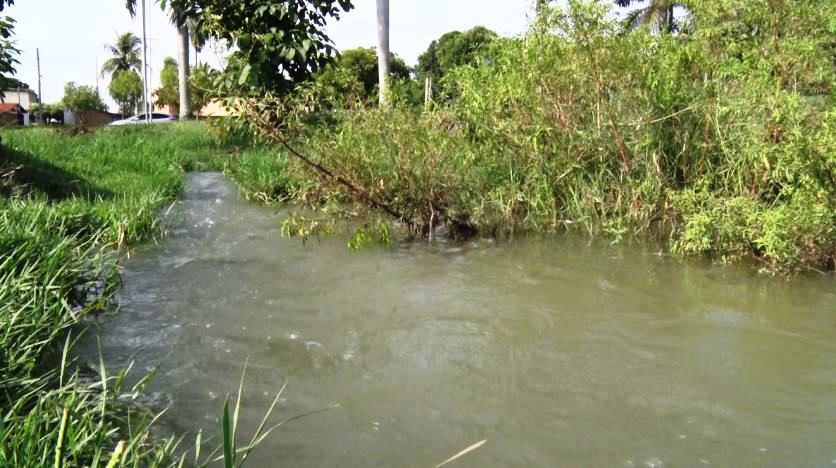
top-left (0, 103), bottom-right (24, 113)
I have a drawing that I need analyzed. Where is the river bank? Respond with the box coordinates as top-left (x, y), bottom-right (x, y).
top-left (1, 114), bottom-right (832, 464)
top-left (229, 1), bottom-right (834, 275)
top-left (0, 123), bottom-right (243, 465)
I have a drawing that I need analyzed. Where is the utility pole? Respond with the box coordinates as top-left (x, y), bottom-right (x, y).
top-left (141, 0), bottom-right (150, 122)
top-left (36, 48), bottom-right (42, 125)
top-left (376, 0), bottom-right (390, 108)
top-left (148, 1), bottom-right (153, 114)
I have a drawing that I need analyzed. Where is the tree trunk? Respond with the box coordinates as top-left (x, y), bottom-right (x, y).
top-left (376, 0), bottom-right (390, 108)
top-left (666, 4), bottom-right (675, 33)
top-left (177, 25), bottom-right (192, 120)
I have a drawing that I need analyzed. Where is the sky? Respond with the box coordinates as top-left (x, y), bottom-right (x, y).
top-left (8, 0), bottom-right (537, 110)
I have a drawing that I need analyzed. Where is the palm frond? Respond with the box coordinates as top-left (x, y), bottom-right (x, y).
top-left (622, 8), bottom-right (650, 31)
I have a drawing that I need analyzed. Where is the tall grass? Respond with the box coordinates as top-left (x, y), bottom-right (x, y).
top-left (0, 122), bottom-right (283, 466)
top-left (233, 0), bottom-right (835, 273)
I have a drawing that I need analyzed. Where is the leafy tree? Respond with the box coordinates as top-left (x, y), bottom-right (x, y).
top-left (0, 0), bottom-right (19, 94)
top-left (416, 26), bottom-right (498, 86)
top-left (109, 70), bottom-right (142, 117)
top-left (61, 82), bottom-right (107, 112)
top-left (190, 62), bottom-right (218, 115)
top-left (101, 32), bottom-right (141, 77)
top-left (322, 48), bottom-right (409, 99)
top-left (29, 102), bottom-right (63, 124)
top-left (158, 0), bottom-right (354, 95)
top-left (154, 57), bottom-right (179, 107)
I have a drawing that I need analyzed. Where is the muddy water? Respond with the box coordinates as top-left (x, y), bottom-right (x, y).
top-left (84, 172), bottom-right (836, 467)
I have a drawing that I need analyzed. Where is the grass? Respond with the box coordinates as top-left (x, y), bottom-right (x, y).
top-left (0, 122), bottom-right (284, 466)
top-left (229, 0), bottom-right (835, 274)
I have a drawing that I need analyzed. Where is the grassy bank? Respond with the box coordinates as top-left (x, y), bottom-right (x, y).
top-left (232, 0), bottom-right (835, 274)
top-left (0, 123), bottom-right (238, 465)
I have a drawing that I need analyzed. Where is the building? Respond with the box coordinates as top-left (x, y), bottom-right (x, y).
top-left (0, 103), bottom-right (28, 126)
top-left (152, 98), bottom-right (242, 119)
top-left (2, 88), bottom-right (39, 110)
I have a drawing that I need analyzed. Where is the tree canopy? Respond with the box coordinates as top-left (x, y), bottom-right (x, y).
top-left (109, 70), bottom-right (142, 116)
top-left (190, 62), bottom-right (219, 114)
top-left (155, 57), bottom-right (179, 107)
top-left (0, 0), bottom-right (19, 93)
top-left (61, 82), bottom-right (107, 112)
top-left (160, 0), bottom-right (354, 94)
top-left (314, 47), bottom-right (410, 105)
top-left (416, 26), bottom-right (498, 84)
top-left (101, 32), bottom-right (142, 77)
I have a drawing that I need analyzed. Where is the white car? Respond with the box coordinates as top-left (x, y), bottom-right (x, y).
top-left (110, 113), bottom-right (176, 126)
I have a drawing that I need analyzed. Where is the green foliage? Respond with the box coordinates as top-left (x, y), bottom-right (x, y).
top-left (61, 82), bottom-right (107, 112)
top-left (0, 122), bottom-right (284, 466)
top-left (0, 0), bottom-right (19, 93)
top-left (308, 47), bottom-right (412, 109)
top-left (29, 102), bottom-right (64, 124)
top-left (235, 0), bottom-right (835, 273)
top-left (313, 47), bottom-right (410, 108)
top-left (191, 62), bottom-right (219, 113)
top-left (155, 57), bottom-right (179, 107)
top-left (416, 26), bottom-right (498, 98)
top-left (163, 0), bottom-right (354, 94)
top-left (108, 70), bottom-right (142, 117)
top-left (101, 32), bottom-right (141, 77)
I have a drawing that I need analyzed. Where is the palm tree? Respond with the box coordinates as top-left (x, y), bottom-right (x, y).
top-left (615, 0), bottom-right (684, 33)
top-left (376, 0), bottom-right (390, 107)
top-left (174, 13), bottom-right (193, 120)
top-left (101, 32), bottom-right (142, 77)
top-left (125, 0), bottom-right (193, 119)
top-left (188, 17), bottom-right (207, 69)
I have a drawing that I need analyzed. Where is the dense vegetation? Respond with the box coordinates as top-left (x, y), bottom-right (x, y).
top-left (0, 0), bottom-right (833, 465)
top-left (232, 0), bottom-right (835, 274)
top-left (0, 124), bottom-right (271, 466)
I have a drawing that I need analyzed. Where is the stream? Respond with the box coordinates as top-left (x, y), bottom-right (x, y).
top-left (82, 172), bottom-right (836, 467)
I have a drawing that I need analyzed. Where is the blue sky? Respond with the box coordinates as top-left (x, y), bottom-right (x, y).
top-left (8, 0), bottom-right (537, 110)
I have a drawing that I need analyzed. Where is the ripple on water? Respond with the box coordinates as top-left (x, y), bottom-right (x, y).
top-left (82, 172), bottom-right (836, 468)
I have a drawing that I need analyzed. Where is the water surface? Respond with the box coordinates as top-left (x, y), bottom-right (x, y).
top-left (84, 173), bottom-right (836, 467)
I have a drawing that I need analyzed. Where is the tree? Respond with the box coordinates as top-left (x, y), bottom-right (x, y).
top-left (312, 47), bottom-right (411, 108)
top-left (154, 57), bottom-right (179, 109)
top-left (614, 0), bottom-right (685, 33)
top-left (416, 26), bottom-right (498, 94)
top-left (61, 82), bottom-right (107, 112)
top-left (190, 62), bottom-right (218, 116)
top-left (173, 9), bottom-right (192, 120)
top-left (125, 1), bottom-right (194, 119)
top-left (0, 0), bottom-right (19, 94)
top-left (101, 32), bottom-right (142, 77)
top-left (108, 70), bottom-right (142, 116)
top-left (156, 0), bottom-right (354, 95)
top-left (376, 0), bottom-right (390, 107)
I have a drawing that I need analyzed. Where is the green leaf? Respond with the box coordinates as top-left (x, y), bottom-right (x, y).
top-left (222, 397), bottom-right (234, 468)
top-left (238, 64), bottom-right (251, 86)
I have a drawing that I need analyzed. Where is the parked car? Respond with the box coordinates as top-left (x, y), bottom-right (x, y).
top-left (109, 113), bottom-right (176, 126)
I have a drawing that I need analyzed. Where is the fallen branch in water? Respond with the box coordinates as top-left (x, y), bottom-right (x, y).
top-left (248, 102), bottom-right (404, 221)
